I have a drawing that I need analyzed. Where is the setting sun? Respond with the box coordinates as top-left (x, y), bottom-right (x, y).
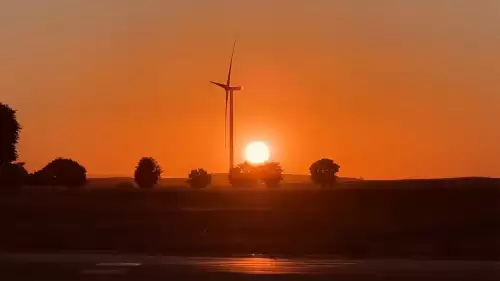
top-left (244, 141), bottom-right (270, 164)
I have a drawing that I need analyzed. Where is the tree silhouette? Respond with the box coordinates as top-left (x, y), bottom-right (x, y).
top-left (134, 157), bottom-right (162, 189)
top-left (186, 168), bottom-right (211, 189)
top-left (309, 158), bottom-right (340, 188)
top-left (258, 161), bottom-right (283, 188)
top-left (0, 103), bottom-right (21, 166)
top-left (0, 162), bottom-right (28, 189)
top-left (229, 162), bottom-right (259, 187)
top-left (30, 158), bottom-right (87, 188)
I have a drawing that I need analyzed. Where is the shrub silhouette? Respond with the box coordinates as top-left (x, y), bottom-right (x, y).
top-left (26, 169), bottom-right (53, 186)
top-left (229, 162), bottom-right (260, 187)
top-left (30, 158), bottom-right (87, 188)
top-left (258, 161), bottom-right (283, 188)
top-left (0, 162), bottom-right (28, 189)
top-left (134, 157), bottom-right (162, 189)
top-left (0, 103), bottom-right (21, 165)
top-left (186, 168), bottom-right (211, 189)
top-left (228, 167), bottom-right (242, 186)
top-left (309, 158), bottom-right (340, 188)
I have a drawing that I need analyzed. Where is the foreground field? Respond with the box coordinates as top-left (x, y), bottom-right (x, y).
top-left (0, 178), bottom-right (499, 259)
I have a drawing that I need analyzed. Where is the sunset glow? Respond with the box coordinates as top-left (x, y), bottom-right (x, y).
top-left (244, 142), bottom-right (270, 164)
top-left (0, 1), bottom-right (498, 179)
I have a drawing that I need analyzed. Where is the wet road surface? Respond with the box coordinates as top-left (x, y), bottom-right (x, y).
top-left (0, 253), bottom-right (498, 280)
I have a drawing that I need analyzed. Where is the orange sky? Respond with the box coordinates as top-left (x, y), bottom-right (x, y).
top-left (1, 1), bottom-right (499, 179)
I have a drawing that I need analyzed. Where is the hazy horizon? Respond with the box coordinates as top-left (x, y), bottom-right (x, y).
top-left (1, 1), bottom-right (499, 179)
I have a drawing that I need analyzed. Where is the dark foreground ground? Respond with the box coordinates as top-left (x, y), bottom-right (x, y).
top-left (0, 178), bottom-right (498, 260)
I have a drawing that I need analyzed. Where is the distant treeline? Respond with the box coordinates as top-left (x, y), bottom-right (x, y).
top-left (0, 103), bottom-right (344, 190)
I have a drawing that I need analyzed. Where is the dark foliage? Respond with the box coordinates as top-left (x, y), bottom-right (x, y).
top-left (257, 161), bottom-right (283, 188)
top-left (26, 170), bottom-right (53, 186)
top-left (229, 162), bottom-right (284, 188)
top-left (134, 157), bottom-right (162, 189)
top-left (0, 103), bottom-right (21, 165)
top-left (0, 162), bottom-right (28, 189)
top-left (186, 168), bottom-right (211, 189)
top-left (27, 158), bottom-right (87, 188)
top-left (309, 158), bottom-right (340, 187)
top-left (228, 162), bottom-right (260, 187)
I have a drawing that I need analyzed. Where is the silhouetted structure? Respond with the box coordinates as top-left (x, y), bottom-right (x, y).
top-left (28, 158), bottom-right (87, 188)
top-left (0, 103), bottom-right (20, 166)
top-left (0, 162), bottom-right (28, 189)
top-left (186, 168), bottom-right (212, 189)
top-left (210, 41), bottom-right (242, 172)
top-left (134, 157), bottom-right (162, 189)
top-left (309, 158), bottom-right (340, 188)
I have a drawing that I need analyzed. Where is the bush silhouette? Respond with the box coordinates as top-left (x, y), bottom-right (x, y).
top-left (26, 169), bottom-right (53, 186)
top-left (30, 158), bottom-right (87, 188)
top-left (309, 158), bottom-right (340, 188)
top-left (186, 168), bottom-right (211, 189)
top-left (0, 103), bottom-right (21, 165)
top-left (0, 162), bottom-right (28, 189)
top-left (134, 157), bottom-right (162, 189)
top-left (258, 162), bottom-right (283, 188)
top-left (229, 162), bottom-right (260, 188)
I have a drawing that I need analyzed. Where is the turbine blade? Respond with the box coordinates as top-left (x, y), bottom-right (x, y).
top-left (226, 40), bottom-right (236, 86)
top-left (210, 81), bottom-right (228, 89)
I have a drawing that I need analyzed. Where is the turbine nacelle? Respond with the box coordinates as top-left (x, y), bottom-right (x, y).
top-left (210, 81), bottom-right (242, 92)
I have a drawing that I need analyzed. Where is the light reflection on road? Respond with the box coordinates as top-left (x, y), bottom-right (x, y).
top-left (194, 257), bottom-right (356, 274)
top-left (0, 253), bottom-right (498, 277)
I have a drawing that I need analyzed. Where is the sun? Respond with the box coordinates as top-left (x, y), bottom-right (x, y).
top-left (244, 141), bottom-right (270, 164)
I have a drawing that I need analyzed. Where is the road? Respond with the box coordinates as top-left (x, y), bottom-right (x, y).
top-left (0, 253), bottom-right (498, 281)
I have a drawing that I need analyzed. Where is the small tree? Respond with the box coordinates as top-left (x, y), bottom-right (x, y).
top-left (0, 103), bottom-right (21, 166)
top-left (134, 157), bottom-right (162, 189)
top-left (186, 168), bottom-right (211, 189)
top-left (33, 158), bottom-right (87, 188)
top-left (309, 158), bottom-right (340, 188)
top-left (0, 162), bottom-right (28, 189)
top-left (258, 162), bottom-right (283, 188)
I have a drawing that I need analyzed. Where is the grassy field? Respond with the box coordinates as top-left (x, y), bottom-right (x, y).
top-left (0, 177), bottom-right (498, 259)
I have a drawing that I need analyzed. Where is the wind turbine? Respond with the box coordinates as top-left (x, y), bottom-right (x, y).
top-left (210, 41), bottom-right (242, 171)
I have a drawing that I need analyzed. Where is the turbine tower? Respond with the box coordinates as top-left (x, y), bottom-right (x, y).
top-left (210, 41), bottom-right (242, 171)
